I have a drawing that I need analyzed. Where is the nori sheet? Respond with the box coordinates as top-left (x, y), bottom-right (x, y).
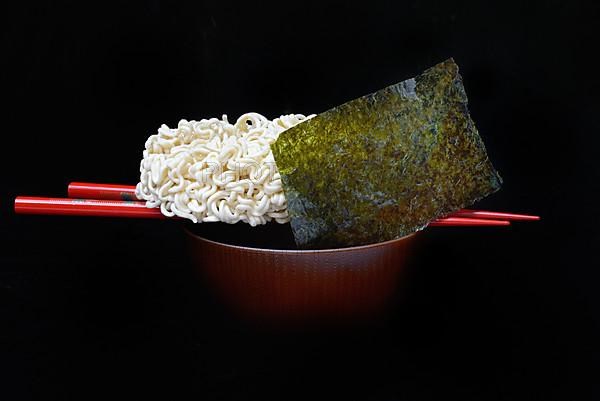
top-left (271, 58), bottom-right (502, 249)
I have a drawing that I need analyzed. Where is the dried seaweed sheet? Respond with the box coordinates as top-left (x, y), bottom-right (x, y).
top-left (271, 58), bottom-right (502, 249)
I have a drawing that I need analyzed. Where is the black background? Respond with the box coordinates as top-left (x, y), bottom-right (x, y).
top-left (2, 1), bottom-right (599, 400)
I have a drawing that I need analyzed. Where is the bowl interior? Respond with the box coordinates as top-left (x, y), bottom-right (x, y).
top-left (183, 221), bottom-right (298, 250)
top-left (184, 221), bottom-right (417, 252)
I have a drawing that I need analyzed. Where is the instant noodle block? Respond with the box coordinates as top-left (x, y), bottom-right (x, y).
top-left (271, 58), bottom-right (502, 249)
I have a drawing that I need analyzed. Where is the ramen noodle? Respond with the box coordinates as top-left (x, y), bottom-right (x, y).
top-left (136, 113), bottom-right (314, 226)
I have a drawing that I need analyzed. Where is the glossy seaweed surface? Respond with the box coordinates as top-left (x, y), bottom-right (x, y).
top-left (271, 59), bottom-right (502, 249)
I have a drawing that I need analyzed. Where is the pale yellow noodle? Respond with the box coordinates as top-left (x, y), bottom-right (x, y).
top-left (136, 113), bottom-right (314, 225)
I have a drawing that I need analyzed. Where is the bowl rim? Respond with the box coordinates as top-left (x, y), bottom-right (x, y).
top-left (184, 226), bottom-right (418, 254)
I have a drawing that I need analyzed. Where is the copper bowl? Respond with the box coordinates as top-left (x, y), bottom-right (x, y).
top-left (185, 225), bottom-right (418, 325)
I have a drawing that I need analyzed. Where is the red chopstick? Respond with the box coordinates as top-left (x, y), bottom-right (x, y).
top-left (14, 196), bottom-right (510, 226)
top-left (448, 209), bottom-right (539, 221)
top-left (14, 196), bottom-right (165, 219)
top-left (68, 182), bottom-right (139, 201)
top-left (67, 181), bottom-right (540, 221)
top-left (428, 217), bottom-right (509, 227)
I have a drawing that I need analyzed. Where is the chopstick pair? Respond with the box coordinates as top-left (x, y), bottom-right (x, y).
top-left (14, 182), bottom-right (540, 227)
top-left (65, 182), bottom-right (540, 225)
